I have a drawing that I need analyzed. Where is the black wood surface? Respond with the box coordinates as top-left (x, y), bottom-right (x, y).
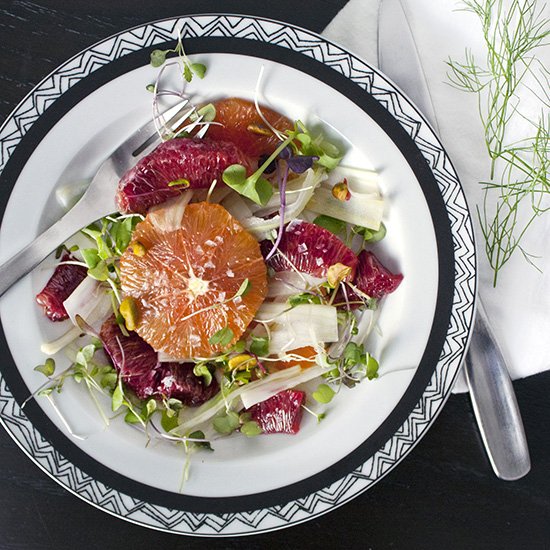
top-left (0, 2), bottom-right (549, 548)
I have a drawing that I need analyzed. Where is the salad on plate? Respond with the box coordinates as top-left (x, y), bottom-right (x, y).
top-left (30, 44), bottom-right (403, 471)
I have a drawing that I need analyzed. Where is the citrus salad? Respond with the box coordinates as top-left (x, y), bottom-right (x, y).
top-left (32, 66), bottom-right (402, 453)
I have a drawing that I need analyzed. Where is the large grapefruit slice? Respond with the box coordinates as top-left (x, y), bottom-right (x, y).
top-left (120, 201), bottom-right (268, 358)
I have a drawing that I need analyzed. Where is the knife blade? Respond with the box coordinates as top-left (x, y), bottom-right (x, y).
top-left (377, 0), bottom-right (530, 480)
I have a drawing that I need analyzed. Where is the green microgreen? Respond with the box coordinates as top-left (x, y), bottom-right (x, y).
top-left (352, 223), bottom-right (387, 243)
top-left (222, 134), bottom-right (294, 205)
top-left (222, 164), bottom-right (274, 206)
top-left (150, 32), bottom-right (207, 82)
top-left (34, 358), bottom-right (56, 377)
top-left (213, 410), bottom-right (240, 435)
top-left (313, 214), bottom-right (347, 236)
top-left (111, 380), bottom-right (124, 412)
top-left (249, 335), bottom-right (269, 357)
top-left (78, 214), bottom-right (142, 290)
top-left (291, 121), bottom-right (343, 170)
top-left (232, 340), bottom-right (247, 354)
top-left (193, 363), bottom-right (213, 386)
top-left (192, 103), bottom-right (216, 122)
top-left (55, 244), bottom-right (70, 259)
top-left (209, 326), bottom-right (235, 347)
top-left (301, 403), bottom-right (327, 423)
top-left (161, 408), bottom-right (180, 431)
top-left (188, 430), bottom-right (213, 451)
top-left (287, 292), bottom-right (323, 308)
top-left (240, 420), bottom-right (262, 437)
top-left (312, 383), bottom-right (335, 404)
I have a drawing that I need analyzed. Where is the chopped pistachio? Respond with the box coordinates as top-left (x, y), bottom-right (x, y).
top-left (246, 123), bottom-right (272, 136)
top-left (331, 178), bottom-right (351, 201)
top-left (119, 297), bottom-right (140, 331)
top-left (130, 241), bottom-right (147, 257)
top-left (327, 263), bottom-right (352, 288)
top-left (227, 354), bottom-right (257, 371)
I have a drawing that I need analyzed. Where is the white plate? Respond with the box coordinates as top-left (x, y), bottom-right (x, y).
top-left (0, 14), bottom-right (475, 536)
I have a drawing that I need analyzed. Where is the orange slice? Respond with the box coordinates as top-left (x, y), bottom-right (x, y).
top-left (120, 201), bottom-right (268, 358)
top-left (207, 97), bottom-right (293, 158)
top-left (269, 346), bottom-right (318, 371)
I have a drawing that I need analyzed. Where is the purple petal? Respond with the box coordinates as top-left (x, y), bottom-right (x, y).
top-left (286, 155), bottom-right (318, 173)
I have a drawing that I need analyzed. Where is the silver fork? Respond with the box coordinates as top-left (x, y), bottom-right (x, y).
top-left (0, 100), bottom-right (203, 297)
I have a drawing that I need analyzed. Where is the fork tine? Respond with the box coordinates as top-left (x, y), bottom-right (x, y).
top-left (131, 100), bottom-right (193, 158)
top-left (195, 124), bottom-right (209, 139)
top-left (134, 109), bottom-right (207, 159)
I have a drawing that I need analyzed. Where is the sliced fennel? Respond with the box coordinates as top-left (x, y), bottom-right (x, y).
top-left (328, 165), bottom-right (379, 195)
top-left (221, 192), bottom-right (254, 221)
top-left (148, 190), bottom-right (193, 232)
top-left (307, 185), bottom-right (384, 230)
top-left (63, 276), bottom-right (111, 328)
top-left (239, 167), bottom-right (327, 240)
top-left (250, 170), bottom-right (322, 217)
top-left (41, 277), bottom-right (112, 355)
top-left (240, 365), bottom-right (324, 409)
top-left (306, 165), bottom-right (383, 229)
top-left (255, 303), bottom-right (339, 354)
top-left (266, 271), bottom-right (324, 298)
top-left (41, 326), bottom-right (84, 356)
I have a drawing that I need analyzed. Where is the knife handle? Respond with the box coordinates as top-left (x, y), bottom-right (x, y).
top-left (464, 298), bottom-right (531, 480)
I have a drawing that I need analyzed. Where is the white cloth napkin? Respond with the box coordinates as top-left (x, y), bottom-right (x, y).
top-left (323, 0), bottom-right (550, 392)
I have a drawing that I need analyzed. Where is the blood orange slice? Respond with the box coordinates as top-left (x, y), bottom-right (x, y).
top-left (120, 201), bottom-right (268, 358)
top-left (261, 220), bottom-right (358, 280)
top-left (36, 253), bottom-right (87, 321)
top-left (116, 137), bottom-right (253, 214)
top-left (99, 315), bottom-right (219, 404)
top-left (353, 250), bottom-right (403, 299)
top-left (248, 389), bottom-right (305, 434)
top-left (207, 97), bottom-right (293, 158)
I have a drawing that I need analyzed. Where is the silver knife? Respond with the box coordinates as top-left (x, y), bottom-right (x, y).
top-left (378, 0), bottom-right (530, 480)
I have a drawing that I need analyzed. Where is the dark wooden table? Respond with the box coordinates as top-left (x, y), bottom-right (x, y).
top-left (1, 2), bottom-right (549, 548)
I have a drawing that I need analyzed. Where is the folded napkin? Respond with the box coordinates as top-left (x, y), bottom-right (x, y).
top-left (323, 0), bottom-right (550, 392)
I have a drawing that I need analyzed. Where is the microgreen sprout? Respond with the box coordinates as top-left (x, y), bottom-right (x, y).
top-left (301, 403), bottom-right (326, 423)
top-left (222, 134), bottom-right (295, 205)
top-left (249, 335), bottom-right (270, 357)
top-left (312, 383), bottom-right (335, 404)
top-left (352, 223), bottom-right (387, 244)
top-left (193, 363), bottom-right (214, 386)
top-left (313, 214), bottom-right (347, 236)
top-left (34, 358), bottom-right (56, 377)
top-left (209, 326), bottom-right (235, 347)
top-left (290, 120), bottom-right (343, 170)
top-left (150, 31), bottom-right (207, 83)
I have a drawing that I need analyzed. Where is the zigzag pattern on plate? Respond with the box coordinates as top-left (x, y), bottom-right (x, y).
top-left (0, 15), bottom-right (475, 536)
